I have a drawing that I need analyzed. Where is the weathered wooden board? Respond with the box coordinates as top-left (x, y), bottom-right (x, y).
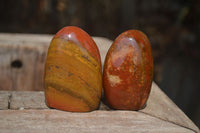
top-left (0, 91), bottom-right (10, 109)
top-left (0, 33), bottom-right (50, 91)
top-left (0, 33), bottom-right (199, 132)
top-left (0, 109), bottom-right (194, 133)
top-left (140, 82), bottom-right (199, 133)
top-left (10, 91), bottom-right (48, 110)
top-left (0, 82), bottom-right (199, 132)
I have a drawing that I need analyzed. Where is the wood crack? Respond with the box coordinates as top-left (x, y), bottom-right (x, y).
top-left (8, 93), bottom-right (12, 109)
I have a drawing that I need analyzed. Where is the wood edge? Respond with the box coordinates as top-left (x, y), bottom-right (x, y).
top-left (140, 82), bottom-right (200, 133)
top-left (1, 90), bottom-right (199, 132)
top-left (0, 109), bottom-right (196, 133)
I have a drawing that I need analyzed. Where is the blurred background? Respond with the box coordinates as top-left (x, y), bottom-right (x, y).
top-left (0, 0), bottom-right (199, 127)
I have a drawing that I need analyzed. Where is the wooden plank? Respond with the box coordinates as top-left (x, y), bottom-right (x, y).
top-left (3, 83), bottom-right (199, 132)
top-left (0, 91), bottom-right (11, 109)
top-left (0, 109), bottom-right (194, 133)
top-left (140, 82), bottom-right (200, 133)
top-left (0, 33), bottom-right (50, 91)
top-left (10, 91), bottom-right (48, 109)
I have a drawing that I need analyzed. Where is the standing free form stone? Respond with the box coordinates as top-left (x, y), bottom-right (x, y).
top-left (44, 26), bottom-right (102, 112)
top-left (103, 30), bottom-right (153, 110)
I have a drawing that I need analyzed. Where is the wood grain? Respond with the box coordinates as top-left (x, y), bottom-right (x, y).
top-left (0, 83), bottom-right (199, 132)
top-left (0, 33), bottom-right (50, 91)
top-left (0, 109), bottom-right (195, 133)
top-left (140, 82), bottom-right (200, 133)
top-left (10, 91), bottom-right (48, 109)
top-left (0, 91), bottom-right (11, 109)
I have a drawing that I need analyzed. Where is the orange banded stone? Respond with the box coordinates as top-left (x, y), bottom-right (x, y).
top-left (44, 26), bottom-right (102, 112)
top-left (103, 30), bottom-right (153, 110)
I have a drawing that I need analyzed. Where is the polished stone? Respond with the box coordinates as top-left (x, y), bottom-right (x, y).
top-left (44, 26), bottom-right (102, 112)
top-left (103, 30), bottom-right (153, 110)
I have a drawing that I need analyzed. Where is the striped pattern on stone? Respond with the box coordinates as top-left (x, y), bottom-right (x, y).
top-left (44, 26), bottom-right (102, 112)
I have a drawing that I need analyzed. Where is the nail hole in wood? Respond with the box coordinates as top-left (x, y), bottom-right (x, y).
top-left (11, 60), bottom-right (23, 68)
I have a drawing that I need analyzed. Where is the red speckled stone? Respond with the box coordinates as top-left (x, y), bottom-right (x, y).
top-left (103, 30), bottom-right (153, 110)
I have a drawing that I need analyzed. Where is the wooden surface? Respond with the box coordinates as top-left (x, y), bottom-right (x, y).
top-left (0, 33), bottom-right (199, 132)
top-left (0, 83), bottom-right (199, 132)
top-left (0, 33), bottom-right (50, 91)
top-left (0, 110), bottom-right (194, 133)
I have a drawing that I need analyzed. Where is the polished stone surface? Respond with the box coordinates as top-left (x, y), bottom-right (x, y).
top-left (44, 26), bottom-right (102, 112)
top-left (103, 30), bottom-right (153, 110)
